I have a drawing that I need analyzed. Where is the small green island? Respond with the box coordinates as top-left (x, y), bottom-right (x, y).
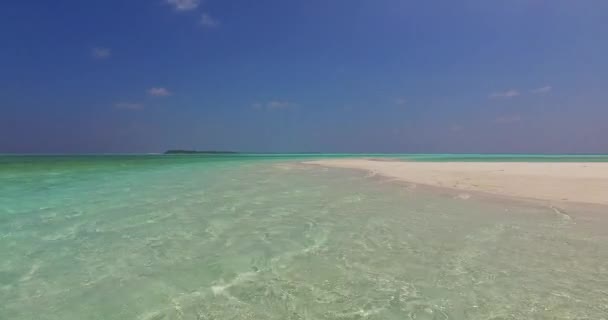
top-left (164, 150), bottom-right (240, 155)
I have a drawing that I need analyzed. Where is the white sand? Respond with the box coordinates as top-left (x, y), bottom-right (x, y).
top-left (306, 159), bottom-right (608, 205)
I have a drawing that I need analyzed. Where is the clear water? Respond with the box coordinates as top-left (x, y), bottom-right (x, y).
top-left (1, 155), bottom-right (607, 319)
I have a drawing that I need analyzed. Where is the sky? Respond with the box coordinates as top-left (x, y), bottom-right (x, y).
top-left (1, 0), bottom-right (607, 153)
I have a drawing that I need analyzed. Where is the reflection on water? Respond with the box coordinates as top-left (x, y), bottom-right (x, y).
top-left (1, 157), bottom-right (607, 319)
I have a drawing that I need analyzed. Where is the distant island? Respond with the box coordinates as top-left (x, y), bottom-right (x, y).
top-left (164, 150), bottom-right (239, 155)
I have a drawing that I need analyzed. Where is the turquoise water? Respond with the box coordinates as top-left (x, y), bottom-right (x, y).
top-left (1, 155), bottom-right (607, 319)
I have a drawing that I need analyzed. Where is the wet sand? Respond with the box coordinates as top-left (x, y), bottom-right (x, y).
top-left (305, 159), bottom-right (608, 206)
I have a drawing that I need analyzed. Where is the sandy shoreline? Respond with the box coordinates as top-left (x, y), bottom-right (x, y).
top-left (305, 159), bottom-right (608, 206)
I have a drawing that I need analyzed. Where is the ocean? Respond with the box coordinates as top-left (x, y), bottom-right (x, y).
top-left (1, 154), bottom-right (607, 319)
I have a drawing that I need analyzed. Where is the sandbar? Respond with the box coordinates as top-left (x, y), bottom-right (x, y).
top-left (305, 159), bottom-right (608, 206)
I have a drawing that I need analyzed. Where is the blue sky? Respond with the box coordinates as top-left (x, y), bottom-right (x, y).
top-left (1, 0), bottom-right (607, 153)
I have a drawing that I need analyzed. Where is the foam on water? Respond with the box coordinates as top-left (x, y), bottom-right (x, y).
top-left (1, 155), bottom-right (607, 319)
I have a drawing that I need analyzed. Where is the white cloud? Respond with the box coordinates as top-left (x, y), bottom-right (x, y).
top-left (267, 101), bottom-right (292, 109)
top-left (115, 102), bottom-right (143, 110)
top-left (489, 89), bottom-right (520, 99)
top-left (253, 100), bottom-right (297, 110)
top-left (531, 85), bottom-right (552, 94)
top-left (394, 98), bottom-right (406, 106)
top-left (148, 87), bottom-right (172, 97)
top-left (167, 0), bottom-right (200, 11)
top-left (495, 115), bottom-right (522, 124)
top-left (200, 13), bottom-right (219, 28)
top-left (92, 47), bottom-right (111, 59)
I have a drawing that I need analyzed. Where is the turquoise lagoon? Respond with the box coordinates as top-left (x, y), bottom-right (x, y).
top-left (1, 154), bottom-right (607, 319)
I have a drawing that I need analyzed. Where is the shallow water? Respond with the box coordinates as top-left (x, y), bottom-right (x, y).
top-left (1, 156), bottom-right (607, 319)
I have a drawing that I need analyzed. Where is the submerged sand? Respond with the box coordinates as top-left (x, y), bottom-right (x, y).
top-left (306, 159), bottom-right (608, 205)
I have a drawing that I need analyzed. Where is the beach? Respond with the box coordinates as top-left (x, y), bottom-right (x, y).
top-left (306, 159), bottom-right (608, 206)
top-left (2, 155), bottom-right (608, 319)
